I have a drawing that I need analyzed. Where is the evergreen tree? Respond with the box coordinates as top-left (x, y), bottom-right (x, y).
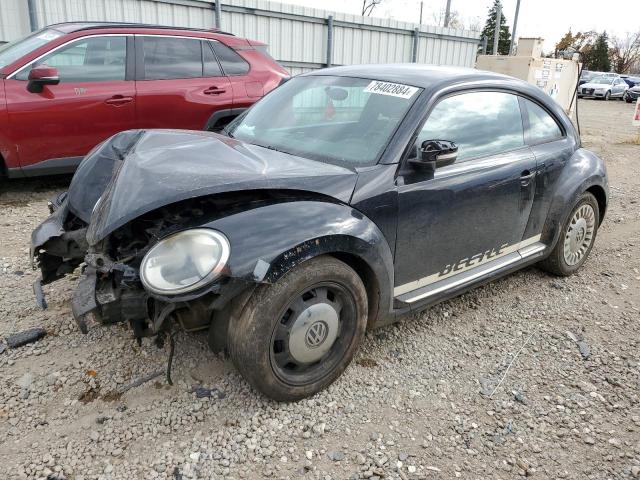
top-left (480, 0), bottom-right (512, 55)
top-left (584, 32), bottom-right (611, 71)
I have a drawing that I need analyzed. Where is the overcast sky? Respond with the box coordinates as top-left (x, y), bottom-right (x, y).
top-left (285, 0), bottom-right (638, 51)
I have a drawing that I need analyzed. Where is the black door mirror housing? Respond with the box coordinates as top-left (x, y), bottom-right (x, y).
top-left (410, 139), bottom-right (458, 171)
top-left (27, 65), bottom-right (60, 93)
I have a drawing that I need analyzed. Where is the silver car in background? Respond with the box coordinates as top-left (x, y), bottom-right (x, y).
top-left (579, 76), bottom-right (629, 100)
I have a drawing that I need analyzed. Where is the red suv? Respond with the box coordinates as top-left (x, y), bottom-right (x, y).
top-left (0, 22), bottom-right (289, 178)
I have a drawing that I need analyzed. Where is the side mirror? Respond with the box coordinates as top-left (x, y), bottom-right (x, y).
top-left (27, 65), bottom-right (60, 93)
top-left (410, 139), bottom-right (458, 171)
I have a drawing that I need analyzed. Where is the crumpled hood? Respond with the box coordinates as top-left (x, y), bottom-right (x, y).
top-left (67, 129), bottom-right (359, 245)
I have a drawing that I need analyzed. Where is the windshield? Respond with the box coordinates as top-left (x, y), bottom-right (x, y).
top-left (227, 76), bottom-right (421, 167)
top-left (0, 29), bottom-right (63, 70)
top-left (590, 76), bottom-right (613, 85)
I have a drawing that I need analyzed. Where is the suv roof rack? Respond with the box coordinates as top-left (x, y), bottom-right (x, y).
top-left (48, 21), bottom-right (234, 36)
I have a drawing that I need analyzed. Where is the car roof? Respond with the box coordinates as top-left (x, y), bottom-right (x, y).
top-left (47, 21), bottom-right (234, 36)
top-left (302, 64), bottom-right (516, 89)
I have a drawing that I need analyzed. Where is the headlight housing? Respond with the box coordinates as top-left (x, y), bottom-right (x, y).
top-left (140, 229), bottom-right (230, 295)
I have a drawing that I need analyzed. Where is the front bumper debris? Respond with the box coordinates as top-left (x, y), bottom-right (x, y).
top-left (70, 268), bottom-right (98, 334)
top-left (33, 279), bottom-right (47, 310)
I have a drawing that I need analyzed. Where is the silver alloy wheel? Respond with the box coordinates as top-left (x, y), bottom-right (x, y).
top-left (563, 204), bottom-right (596, 266)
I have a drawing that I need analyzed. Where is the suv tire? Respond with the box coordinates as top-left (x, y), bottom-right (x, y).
top-left (228, 256), bottom-right (368, 401)
top-left (539, 192), bottom-right (600, 276)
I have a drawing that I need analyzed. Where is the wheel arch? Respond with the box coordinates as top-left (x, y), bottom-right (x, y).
top-left (203, 108), bottom-right (248, 132)
top-left (263, 243), bottom-right (385, 330)
top-left (200, 200), bottom-right (396, 327)
top-left (329, 252), bottom-right (380, 329)
top-left (0, 152), bottom-right (7, 177)
top-left (586, 184), bottom-right (607, 225)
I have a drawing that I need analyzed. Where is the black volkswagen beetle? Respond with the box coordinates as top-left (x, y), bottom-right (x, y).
top-left (32, 65), bottom-right (608, 401)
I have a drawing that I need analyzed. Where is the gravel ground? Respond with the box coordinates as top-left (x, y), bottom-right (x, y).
top-left (1, 99), bottom-right (639, 480)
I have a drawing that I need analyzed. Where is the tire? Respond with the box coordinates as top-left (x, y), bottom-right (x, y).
top-left (620, 92), bottom-right (626, 101)
top-left (604, 91), bottom-right (610, 100)
top-left (539, 192), bottom-right (600, 277)
top-left (228, 255), bottom-right (368, 401)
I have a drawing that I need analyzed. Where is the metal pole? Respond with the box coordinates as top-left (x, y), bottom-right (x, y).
top-left (419, 1), bottom-right (423, 25)
top-left (27, 0), bottom-right (38, 32)
top-left (492, 2), bottom-right (501, 55)
top-left (481, 36), bottom-right (488, 55)
top-left (326, 15), bottom-right (334, 68)
top-left (411, 28), bottom-right (419, 62)
top-left (444, 0), bottom-right (452, 27)
top-left (509, 0), bottom-right (521, 55)
top-left (214, 1), bottom-right (222, 29)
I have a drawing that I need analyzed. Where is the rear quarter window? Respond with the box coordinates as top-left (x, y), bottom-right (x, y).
top-left (524, 99), bottom-right (563, 144)
top-left (210, 41), bottom-right (250, 76)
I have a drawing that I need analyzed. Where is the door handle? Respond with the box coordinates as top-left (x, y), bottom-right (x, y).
top-left (203, 86), bottom-right (226, 95)
top-left (520, 169), bottom-right (535, 186)
top-left (105, 95), bottom-right (133, 106)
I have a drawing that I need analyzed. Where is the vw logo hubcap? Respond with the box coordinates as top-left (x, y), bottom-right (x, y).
top-left (287, 302), bottom-right (339, 364)
top-left (305, 321), bottom-right (329, 348)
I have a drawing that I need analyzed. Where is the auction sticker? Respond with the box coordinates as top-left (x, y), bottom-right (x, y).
top-left (364, 81), bottom-right (418, 99)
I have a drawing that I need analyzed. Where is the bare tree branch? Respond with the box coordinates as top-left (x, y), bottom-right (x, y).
top-left (610, 32), bottom-right (640, 74)
top-left (362, 0), bottom-right (382, 16)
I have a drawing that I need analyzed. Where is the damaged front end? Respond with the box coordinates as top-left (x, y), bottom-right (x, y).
top-left (31, 128), bottom-right (360, 358)
top-left (33, 193), bottom-right (249, 346)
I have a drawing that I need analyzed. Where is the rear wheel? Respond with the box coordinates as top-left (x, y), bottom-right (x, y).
top-left (228, 256), bottom-right (368, 401)
top-left (539, 192), bottom-right (599, 276)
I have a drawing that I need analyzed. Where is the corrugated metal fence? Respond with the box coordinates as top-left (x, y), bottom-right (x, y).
top-left (1, 0), bottom-right (481, 75)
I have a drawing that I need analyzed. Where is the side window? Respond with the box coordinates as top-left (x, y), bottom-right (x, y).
top-left (524, 99), bottom-right (563, 144)
top-left (418, 91), bottom-right (524, 161)
top-left (203, 42), bottom-right (223, 77)
top-left (142, 37), bottom-right (203, 80)
top-left (16, 36), bottom-right (126, 82)
top-left (210, 41), bottom-right (250, 75)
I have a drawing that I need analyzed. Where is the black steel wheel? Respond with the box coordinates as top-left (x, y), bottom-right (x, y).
top-left (228, 256), bottom-right (367, 401)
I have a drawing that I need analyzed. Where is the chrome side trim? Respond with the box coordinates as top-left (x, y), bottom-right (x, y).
top-left (394, 234), bottom-right (541, 296)
top-left (396, 239), bottom-right (547, 304)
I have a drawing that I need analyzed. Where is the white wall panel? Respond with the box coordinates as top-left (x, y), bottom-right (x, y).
top-left (1, 0), bottom-right (481, 71)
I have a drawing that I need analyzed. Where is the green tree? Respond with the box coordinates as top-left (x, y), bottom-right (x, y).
top-left (583, 32), bottom-right (611, 71)
top-left (480, 0), bottom-right (512, 55)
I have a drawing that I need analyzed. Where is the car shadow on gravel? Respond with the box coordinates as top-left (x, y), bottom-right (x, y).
top-left (0, 175), bottom-right (72, 195)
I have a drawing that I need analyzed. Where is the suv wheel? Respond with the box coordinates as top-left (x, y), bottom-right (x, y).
top-left (539, 192), bottom-right (600, 276)
top-left (228, 256), bottom-right (368, 401)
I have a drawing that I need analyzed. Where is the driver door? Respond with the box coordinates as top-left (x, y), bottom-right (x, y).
top-left (394, 91), bottom-right (538, 304)
top-left (5, 35), bottom-right (135, 173)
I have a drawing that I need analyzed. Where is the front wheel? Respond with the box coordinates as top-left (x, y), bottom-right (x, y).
top-left (604, 91), bottom-right (611, 100)
top-left (228, 256), bottom-right (368, 401)
top-left (539, 192), bottom-right (600, 276)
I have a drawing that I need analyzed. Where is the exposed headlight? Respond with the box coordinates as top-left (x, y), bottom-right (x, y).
top-left (140, 229), bottom-right (230, 295)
